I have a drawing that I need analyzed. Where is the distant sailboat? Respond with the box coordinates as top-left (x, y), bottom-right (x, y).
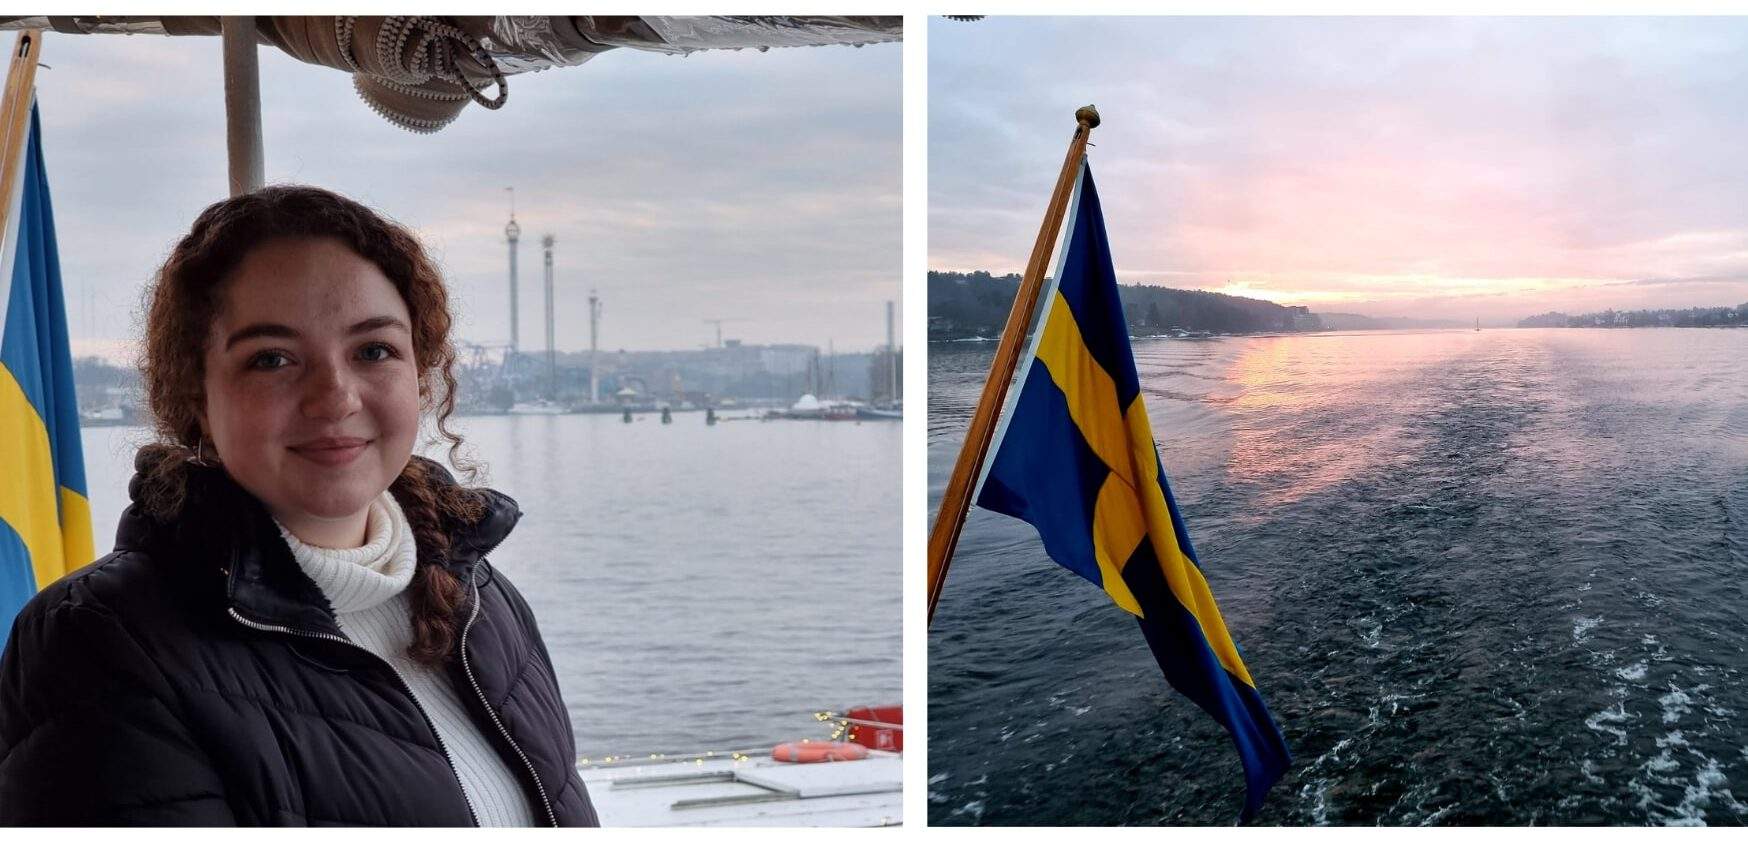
top-left (1475, 317), bottom-right (1481, 332)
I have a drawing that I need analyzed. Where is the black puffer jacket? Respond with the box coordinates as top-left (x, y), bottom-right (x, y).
top-left (0, 454), bottom-right (598, 826)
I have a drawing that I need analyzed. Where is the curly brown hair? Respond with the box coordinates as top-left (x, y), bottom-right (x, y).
top-left (137, 184), bottom-right (481, 665)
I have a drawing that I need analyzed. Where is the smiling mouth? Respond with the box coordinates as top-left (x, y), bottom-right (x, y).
top-left (288, 438), bottom-right (373, 467)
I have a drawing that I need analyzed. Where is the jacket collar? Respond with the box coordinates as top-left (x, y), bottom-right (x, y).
top-left (115, 450), bottom-right (521, 635)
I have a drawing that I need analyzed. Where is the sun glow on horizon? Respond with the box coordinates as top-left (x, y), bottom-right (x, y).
top-left (932, 260), bottom-right (1748, 321)
top-left (1193, 273), bottom-right (1617, 307)
top-left (1123, 270), bottom-right (1748, 323)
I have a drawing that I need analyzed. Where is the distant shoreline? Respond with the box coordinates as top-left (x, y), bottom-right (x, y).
top-left (927, 323), bottom-right (1748, 344)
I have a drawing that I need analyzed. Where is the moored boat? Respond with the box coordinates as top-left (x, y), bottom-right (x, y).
top-left (508, 399), bottom-right (568, 415)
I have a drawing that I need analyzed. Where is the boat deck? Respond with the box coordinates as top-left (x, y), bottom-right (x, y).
top-left (577, 750), bottom-right (903, 827)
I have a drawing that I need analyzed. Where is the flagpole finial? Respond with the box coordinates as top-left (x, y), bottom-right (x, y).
top-left (1076, 105), bottom-right (1100, 129)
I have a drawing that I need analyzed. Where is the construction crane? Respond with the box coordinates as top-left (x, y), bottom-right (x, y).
top-left (454, 341), bottom-right (517, 383)
top-left (456, 340), bottom-right (512, 369)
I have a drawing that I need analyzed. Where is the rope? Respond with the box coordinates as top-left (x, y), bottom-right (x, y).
top-left (334, 15), bottom-right (508, 132)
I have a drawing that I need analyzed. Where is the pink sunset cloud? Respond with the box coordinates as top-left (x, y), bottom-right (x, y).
top-left (931, 17), bottom-right (1748, 324)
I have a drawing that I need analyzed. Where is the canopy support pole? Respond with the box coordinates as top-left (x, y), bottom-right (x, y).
top-left (222, 16), bottom-right (263, 196)
top-left (926, 106), bottom-right (1100, 626)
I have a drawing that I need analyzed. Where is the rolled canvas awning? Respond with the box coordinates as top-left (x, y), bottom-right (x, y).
top-left (0, 16), bottom-right (904, 132)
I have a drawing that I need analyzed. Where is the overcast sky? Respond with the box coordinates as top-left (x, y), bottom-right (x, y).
top-left (930, 16), bottom-right (1748, 324)
top-left (37, 29), bottom-right (899, 360)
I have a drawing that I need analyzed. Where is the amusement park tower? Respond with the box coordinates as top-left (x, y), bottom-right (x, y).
top-left (589, 289), bottom-right (602, 404)
top-left (887, 300), bottom-right (898, 403)
top-left (543, 234), bottom-right (557, 399)
top-left (505, 188), bottom-right (520, 355)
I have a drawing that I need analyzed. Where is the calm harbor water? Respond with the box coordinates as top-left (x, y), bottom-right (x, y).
top-left (929, 328), bottom-right (1748, 826)
top-left (83, 412), bottom-right (900, 758)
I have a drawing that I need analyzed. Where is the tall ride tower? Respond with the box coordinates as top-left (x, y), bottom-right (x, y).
top-left (543, 234), bottom-right (556, 399)
top-left (505, 187), bottom-right (520, 356)
top-left (887, 300), bottom-right (898, 404)
top-left (589, 289), bottom-right (602, 404)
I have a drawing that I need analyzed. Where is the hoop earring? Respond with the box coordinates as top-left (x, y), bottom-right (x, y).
top-left (191, 439), bottom-right (216, 467)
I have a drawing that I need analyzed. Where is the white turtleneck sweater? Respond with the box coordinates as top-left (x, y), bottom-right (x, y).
top-left (275, 492), bottom-right (537, 827)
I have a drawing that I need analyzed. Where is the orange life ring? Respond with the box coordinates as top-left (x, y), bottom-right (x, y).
top-left (770, 741), bottom-right (870, 763)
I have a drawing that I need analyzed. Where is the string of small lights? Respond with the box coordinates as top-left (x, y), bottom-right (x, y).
top-left (576, 710), bottom-right (901, 768)
top-left (816, 709), bottom-right (904, 744)
top-left (577, 748), bottom-right (762, 769)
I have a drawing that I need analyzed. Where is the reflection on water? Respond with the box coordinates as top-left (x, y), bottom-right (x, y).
top-left (83, 413), bottom-right (900, 757)
top-left (1215, 332), bottom-right (1489, 508)
top-left (931, 328), bottom-right (1748, 826)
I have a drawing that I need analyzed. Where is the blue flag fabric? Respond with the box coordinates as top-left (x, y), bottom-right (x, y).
top-left (976, 160), bottom-right (1290, 821)
top-left (1, 100), bottom-right (93, 647)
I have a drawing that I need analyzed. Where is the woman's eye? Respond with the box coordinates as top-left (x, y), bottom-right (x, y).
top-left (359, 343), bottom-right (397, 362)
top-left (247, 351), bottom-right (290, 370)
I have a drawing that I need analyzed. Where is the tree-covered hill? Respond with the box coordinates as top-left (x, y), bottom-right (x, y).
top-left (928, 270), bottom-right (1320, 339)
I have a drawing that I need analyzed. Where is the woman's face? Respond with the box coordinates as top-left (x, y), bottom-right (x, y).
top-left (201, 237), bottom-right (421, 545)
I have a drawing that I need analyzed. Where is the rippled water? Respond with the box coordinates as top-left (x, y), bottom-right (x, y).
top-left (82, 413), bottom-right (901, 758)
top-left (929, 329), bottom-right (1748, 826)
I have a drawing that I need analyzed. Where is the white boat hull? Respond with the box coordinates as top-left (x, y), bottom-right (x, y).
top-left (577, 751), bottom-right (902, 827)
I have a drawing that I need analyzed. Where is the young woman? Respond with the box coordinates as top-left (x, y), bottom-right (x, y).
top-left (0, 186), bottom-right (597, 827)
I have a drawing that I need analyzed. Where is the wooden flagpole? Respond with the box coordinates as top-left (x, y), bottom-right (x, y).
top-left (927, 105), bottom-right (1100, 625)
top-left (0, 30), bottom-right (44, 236)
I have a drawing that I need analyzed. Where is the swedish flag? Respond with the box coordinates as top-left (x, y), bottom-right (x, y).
top-left (976, 161), bottom-right (1289, 821)
top-left (0, 100), bottom-right (91, 647)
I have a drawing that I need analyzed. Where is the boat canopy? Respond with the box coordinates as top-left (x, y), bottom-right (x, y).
top-left (0, 16), bottom-right (903, 133)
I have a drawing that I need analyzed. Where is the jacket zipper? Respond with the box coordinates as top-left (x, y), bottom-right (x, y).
top-left (459, 568), bottom-right (560, 827)
top-left (226, 607), bottom-right (484, 828)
